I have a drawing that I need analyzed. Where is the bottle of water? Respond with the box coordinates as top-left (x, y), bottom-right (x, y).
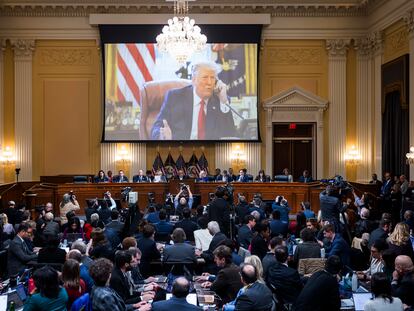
top-left (352, 272), bottom-right (358, 292)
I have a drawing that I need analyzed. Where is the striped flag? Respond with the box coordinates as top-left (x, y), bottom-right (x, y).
top-left (198, 152), bottom-right (209, 175)
top-left (164, 152), bottom-right (177, 179)
top-left (176, 153), bottom-right (187, 175)
top-left (187, 153), bottom-right (200, 178)
top-left (152, 152), bottom-right (166, 175)
top-left (115, 43), bottom-right (156, 106)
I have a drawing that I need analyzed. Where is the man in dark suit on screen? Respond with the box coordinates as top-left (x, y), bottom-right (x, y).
top-left (151, 62), bottom-right (236, 140)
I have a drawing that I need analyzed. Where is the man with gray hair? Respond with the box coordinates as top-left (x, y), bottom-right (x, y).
top-left (202, 221), bottom-right (227, 265)
top-left (151, 61), bottom-right (236, 140)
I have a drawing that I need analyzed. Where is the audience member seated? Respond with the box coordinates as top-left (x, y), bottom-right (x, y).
top-left (354, 208), bottom-right (375, 238)
top-left (62, 216), bottom-right (85, 241)
top-left (364, 272), bottom-right (404, 311)
top-left (254, 170), bottom-right (270, 182)
top-left (133, 169), bottom-right (149, 182)
top-left (126, 247), bottom-right (158, 288)
top-left (8, 223), bottom-right (38, 276)
top-left (266, 246), bottom-right (303, 307)
top-left (356, 239), bottom-right (388, 282)
top-left (151, 277), bottom-right (200, 311)
top-left (294, 255), bottom-right (342, 310)
top-left (122, 236), bottom-right (137, 250)
top-left (62, 258), bottom-right (86, 308)
top-left (37, 234), bottom-right (66, 265)
top-left (87, 228), bottom-right (114, 261)
top-left (59, 193), bottom-right (80, 225)
top-left (137, 224), bottom-right (161, 277)
top-left (231, 263), bottom-right (273, 311)
top-left (194, 217), bottom-right (213, 252)
top-left (262, 237), bottom-right (284, 280)
top-left (200, 245), bottom-right (243, 305)
top-left (174, 207), bottom-right (198, 242)
top-left (235, 169), bottom-right (249, 182)
top-left (298, 170), bottom-right (314, 183)
top-left (237, 215), bottom-right (255, 249)
top-left (105, 209), bottom-right (125, 249)
top-left (67, 249), bottom-right (94, 292)
top-left (387, 222), bottom-right (414, 259)
top-left (243, 255), bottom-right (265, 283)
top-left (272, 196), bottom-right (290, 223)
top-left (369, 218), bottom-right (391, 248)
top-left (94, 170), bottom-right (109, 183)
top-left (293, 228), bottom-right (321, 266)
top-left (155, 209), bottom-right (174, 241)
top-left (23, 266), bottom-right (68, 311)
top-left (391, 255), bottom-right (414, 308)
top-left (112, 170), bottom-right (129, 183)
top-left (41, 212), bottom-right (60, 237)
top-left (269, 210), bottom-right (288, 238)
top-left (163, 228), bottom-right (196, 264)
top-left (250, 221), bottom-right (270, 260)
top-left (1, 213), bottom-right (15, 240)
top-left (89, 258), bottom-right (150, 311)
top-left (323, 223), bottom-right (351, 267)
top-left (235, 196), bottom-right (249, 225)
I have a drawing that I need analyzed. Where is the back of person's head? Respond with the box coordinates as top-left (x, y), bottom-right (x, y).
top-left (71, 240), bottom-right (87, 254)
top-left (143, 224), bottom-right (155, 238)
top-left (171, 228), bottom-right (186, 243)
top-left (67, 249), bottom-right (82, 263)
top-left (404, 210), bottom-right (413, 220)
top-left (207, 221), bottom-right (220, 235)
top-left (182, 207), bottom-right (191, 219)
top-left (244, 256), bottom-right (263, 281)
top-left (122, 236), bottom-right (137, 250)
top-left (62, 258), bottom-right (80, 288)
top-left (213, 245), bottom-right (233, 265)
top-left (33, 266), bottom-right (60, 298)
top-left (360, 208), bottom-right (370, 219)
top-left (198, 216), bottom-right (209, 229)
top-left (172, 277), bottom-right (190, 298)
top-left (389, 222), bottom-right (410, 246)
top-left (215, 187), bottom-right (225, 198)
top-left (111, 209), bottom-right (119, 220)
top-left (269, 236), bottom-right (284, 249)
top-left (91, 228), bottom-right (106, 245)
top-left (380, 218), bottom-right (392, 229)
top-left (66, 210), bottom-right (76, 221)
top-left (371, 272), bottom-right (393, 302)
top-left (89, 258), bottom-right (113, 286)
top-left (300, 228), bottom-right (315, 242)
top-left (45, 212), bottom-right (54, 221)
top-left (301, 201), bottom-right (311, 210)
top-left (325, 255), bottom-right (342, 274)
top-left (272, 210), bottom-right (281, 220)
top-left (257, 221), bottom-right (269, 234)
top-left (17, 223), bottom-right (30, 234)
top-left (372, 239), bottom-right (389, 253)
top-left (44, 234), bottom-right (60, 249)
top-left (90, 213), bottom-right (100, 223)
top-left (114, 250), bottom-right (132, 269)
top-left (240, 263), bottom-right (257, 284)
top-left (274, 246), bottom-right (288, 263)
top-left (159, 209), bottom-right (167, 221)
top-left (239, 195), bottom-right (247, 203)
top-left (382, 249), bottom-right (397, 270)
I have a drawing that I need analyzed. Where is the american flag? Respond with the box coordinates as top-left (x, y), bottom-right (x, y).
top-left (198, 152), bottom-right (209, 175)
top-left (115, 43), bottom-right (156, 106)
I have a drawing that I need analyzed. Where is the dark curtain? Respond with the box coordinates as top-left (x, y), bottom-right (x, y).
top-left (382, 90), bottom-right (409, 177)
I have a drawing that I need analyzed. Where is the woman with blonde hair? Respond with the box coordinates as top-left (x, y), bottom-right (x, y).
top-left (387, 222), bottom-right (414, 259)
top-left (1, 213), bottom-right (15, 239)
top-left (244, 255), bottom-right (264, 283)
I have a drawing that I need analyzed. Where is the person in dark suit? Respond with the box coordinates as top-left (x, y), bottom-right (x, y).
top-left (113, 170), bottom-right (129, 183)
top-left (297, 170), bottom-right (314, 183)
top-left (251, 222), bottom-right (270, 260)
top-left (266, 246), bottom-right (303, 306)
top-left (319, 185), bottom-right (347, 232)
top-left (155, 209), bottom-right (174, 239)
top-left (151, 62), bottom-right (236, 140)
top-left (269, 210), bottom-right (288, 238)
top-left (391, 255), bottom-right (414, 307)
top-left (133, 169), bottom-right (149, 183)
top-left (207, 187), bottom-right (230, 233)
top-left (368, 218), bottom-right (391, 248)
top-left (94, 170), bottom-right (109, 183)
top-left (216, 169), bottom-right (232, 182)
top-left (323, 224), bottom-right (351, 268)
top-left (152, 277), bottom-right (201, 311)
top-left (174, 208), bottom-right (199, 242)
top-left (174, 169), bottom-right (189, 181)
top-left (163, 228), bottom-right (197, 263)
top-left (137, 224), bottom-right (161, 277)
top-left (254, 170), bottom-right (270, 182)
top-left (201, 221), bottom-right (227, 265)
top-left (236, 169), bottom-right (250, 182)
top-left (37, 234), bottom-right (66, 265)
top-left (293, 255), bottom-right (342, 311)
top-left (293, 228), bottom-right (321, 266)
top-left (235, 195), bottom-right (249, 225)
top-left (237, 215), bottom-right (255, 249)
top-left (8, 224), bottom-right (38, 276)
top-left (105, 209), bottom-right (125, 249)
top-left (380, 172), bottom-right (393, 199)
top-left (233, 264), bottom-right (273, 311)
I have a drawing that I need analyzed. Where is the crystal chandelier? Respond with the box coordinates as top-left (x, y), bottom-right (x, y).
top-left (406, 146), bottom-right (414, 165)
top-left (156, 0), bottom-right (207, 64)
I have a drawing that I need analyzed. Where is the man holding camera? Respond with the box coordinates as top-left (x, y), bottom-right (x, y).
top-left (174, 185), bottom-right (193, 217)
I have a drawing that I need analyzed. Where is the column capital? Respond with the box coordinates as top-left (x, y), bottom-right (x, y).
top-left (0, 39), bottom-right (6, 61)
top-left (326, 39), bottom-right (350, 57)
top-left (354, 31), bottom-right (383, 57)
top-left (10, 39), bottom-right (35, 59)
top-left (403, 9), bottom-right (414, 38)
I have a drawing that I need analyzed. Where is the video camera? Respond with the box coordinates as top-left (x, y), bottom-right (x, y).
top-left (121, 187), bottom-right (132, 201)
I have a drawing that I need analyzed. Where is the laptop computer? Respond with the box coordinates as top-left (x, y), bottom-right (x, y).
top-left (66, 233), bottom-right (83, 243)
top-left (352, 293), bottom-right (373, 311)
top-left (7, 284), bottom-right (27, 309)
top-left (166, 293), bottom-right (197, 306)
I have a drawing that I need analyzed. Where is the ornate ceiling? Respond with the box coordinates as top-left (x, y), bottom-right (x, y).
top-left (0, 0), bottom-right (387, 17)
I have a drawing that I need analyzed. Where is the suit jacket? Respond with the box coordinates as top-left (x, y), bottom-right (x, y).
top-left (326, 234), bottom-right (350, 267)
top-left (163, 242), bottom-right (196, 263)
top-left (42, 221), bottom-right (60, 236)
top-left (174, 219), bottom-right (199, 242)
top-left (298, 176), bottom-right (314, 183)
top-left (237, 225), bottom-right (253, 249)
top-left (368, 227), bottom-right (388, 248)
top-left (392, 271), bottom-right (414, 307)
top-left (7, 235), bottom-right (38, 276)
top-left (381, 179), bottom-right (393, 198)
top-left (211, 263), bottom-right (243, 304)
top-left (109, 266), bottom-right (140, 304)
top-left (113, 175), bottom-right (129, 183)
top-left (152, 296), bottom-right (202, 311)
top-left (254, 175), bottom-right (271, 182)
top-left (132, 175), bottom-right (149, 183)
top-left (266, 262), bottom-right (303, 304)
top-left (105, 220), bottom-right (125, 237)
top-left (234, 281), bottom-right (273, 311)
top-left (251, 234), bottom-right (268, 260)
top-left (37, 247), bottom-right (66, 264)
top-left (137, 237), bottom-right (161, 277)
top-left (235, 175), bottom-right (250, 182)
top-left (202, 232), bottom-right (227, 263)
top-left (207, 197), bottom-right (230, 232)
top-left (94, 176), bottom-right (109, 183)
top-left (216, 174), bottom-right (232, 182)
top-left (151, 85), bottom-right (236, 140)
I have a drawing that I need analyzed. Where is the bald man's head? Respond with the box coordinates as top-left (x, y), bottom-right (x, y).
top-left (172, 276), bottom-right (190, 298)
top-left (241, 263), bottom-right (257, 285)
top-left (395, 255), bottom-right (414, 276)
top-left (66, 249), bottom-right (82, 262)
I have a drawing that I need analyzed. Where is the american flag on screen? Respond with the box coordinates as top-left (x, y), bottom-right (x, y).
top-left (114, 44), bottom-right (156, 106)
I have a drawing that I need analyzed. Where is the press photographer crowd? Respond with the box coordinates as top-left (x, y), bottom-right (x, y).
top-left (1, 169), bottom-right (414, 311)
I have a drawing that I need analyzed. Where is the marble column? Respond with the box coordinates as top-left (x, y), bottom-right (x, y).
top-left (215, 143), bottom-right (232, 171)
top-left (326, 39), bottom-right (350, 178)
top-left (0, 40), bottom-right (5, 183)
top-left (11, 39), bottom-right (35, 182)
top-left (245, 143), bottom-right (261, 176)
top-left (100, 143), bottom-right (117, 175)
top-left (404, 10), bottom-right (414, 180)
top-left (372, 32), bottom-right (384, 178)
top-left (130, 143), bottom-right (147, 176)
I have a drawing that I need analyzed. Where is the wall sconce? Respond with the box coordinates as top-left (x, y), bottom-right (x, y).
top-left (345, 145), bottom-right (361, 166)
top-left (116, 145), bottom-right (131, 168)
top-left (231, 145), bottom-right (246, 166)
top-left (406, 146), bottom-right (414, 165)
top-left (1, 146), bottom-right (16, 166)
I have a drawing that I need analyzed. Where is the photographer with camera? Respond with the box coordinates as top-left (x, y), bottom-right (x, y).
top-left (319, 185), bottom-right (348, 233)
top-left (60, 191), bottom-right (80, 224)
top-left (174, 184), bottom-right (193, 217)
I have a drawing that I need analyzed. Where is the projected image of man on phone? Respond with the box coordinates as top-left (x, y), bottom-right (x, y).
top-left (151, 62), bottom-right (236, 140)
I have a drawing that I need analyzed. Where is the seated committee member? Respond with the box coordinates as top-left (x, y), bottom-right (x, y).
top-left (94, 170), bottom-right (109, 183)
top-left (236, 169), bottom-right (249, 182)
top-left (175, 169), bottom-right (189, 181)
top-left (153, 170), bottom-right (167, 182)
top-left (254, 170), bottom-right (270, 182)
top-left (133, 169), bottom-right (149, 182)
top-left (216, 169), bottom-right (232, 182)
top-left (113, 170), bottom-right (129, 183)
top-left (298, 170), bottom-right (314, 183)
top-left (151, 62), bottom-right (236, 140)
top-left (196, 170), bottom-right (210, 182)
